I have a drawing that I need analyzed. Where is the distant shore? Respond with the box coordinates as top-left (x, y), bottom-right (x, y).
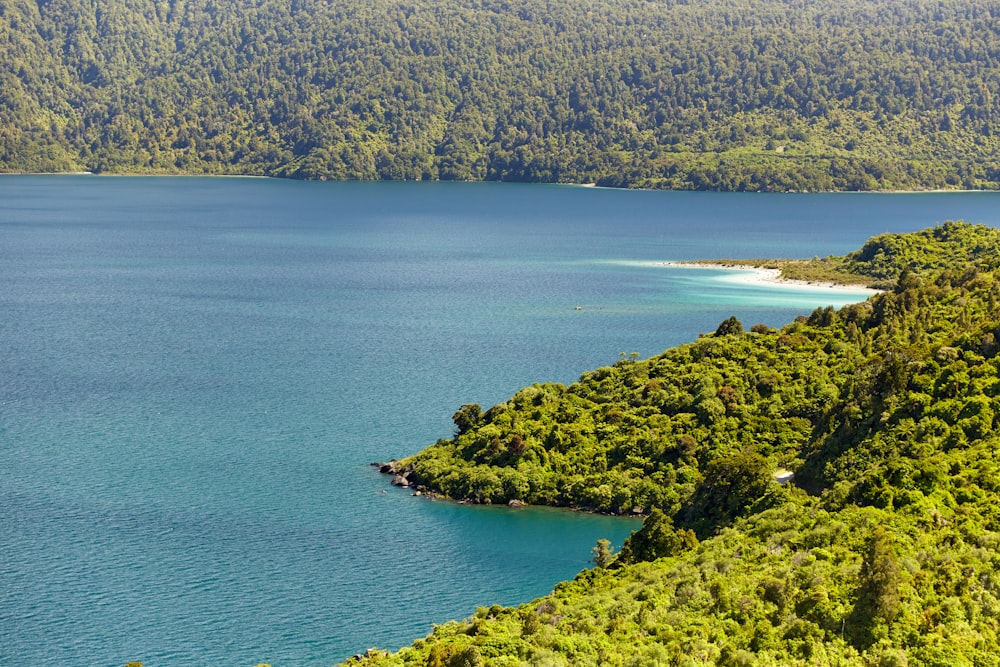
top-left (2, 172), bottom-right (994, 195)
top-left (665, 261), bottom-right (883, 295)
top-left (0, 171), bottom-right (273, 179)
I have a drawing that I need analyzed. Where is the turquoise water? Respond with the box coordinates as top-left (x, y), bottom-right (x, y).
top-left (3, 177), bottom-right (1000, 666)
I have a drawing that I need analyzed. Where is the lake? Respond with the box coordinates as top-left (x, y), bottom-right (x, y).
top-left (3, 177), bottom-right (999, 666)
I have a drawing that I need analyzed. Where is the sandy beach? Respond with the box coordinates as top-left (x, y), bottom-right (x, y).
top-left (665, 261), bottom-right (883, 295)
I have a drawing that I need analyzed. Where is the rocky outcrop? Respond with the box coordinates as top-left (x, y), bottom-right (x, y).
top-left (372, 460), bottom-right (416, 488)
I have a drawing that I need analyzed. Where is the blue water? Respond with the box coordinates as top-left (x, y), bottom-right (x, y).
top-left (3, 177), bottom-right (999, 667)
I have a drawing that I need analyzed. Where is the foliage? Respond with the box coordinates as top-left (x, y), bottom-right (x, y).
top-left (849, 526), bottom-right (903, 648)
top-left (3, 0), bottom-right (1000, 190)
top-left (345, 222), bottom-right (1000, 666)
top-left (714, 316), bottom-right (745, 337)
top-left (679, 451), bottom-right (772, 535)
top-left (590, 538), bottom-right (615, 569)
top-left (615, 508), bottom-right (697, 565)
top-left (710, 221), bottom-right (1000, 289)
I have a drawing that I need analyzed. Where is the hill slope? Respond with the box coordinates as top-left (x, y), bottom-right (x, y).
top-left (3, 0), bottom-right (1000, 190)
top-left (348, 222), bottom-right (1000, 665)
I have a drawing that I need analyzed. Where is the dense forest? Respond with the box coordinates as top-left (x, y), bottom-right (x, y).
top-left (3, 0), bottom-right (1000, 190)
top-left (342, 222), bottom-right (1000, 665)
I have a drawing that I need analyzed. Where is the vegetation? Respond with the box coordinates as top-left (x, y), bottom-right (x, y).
top-left (4, 0), bottom-right (1000, 190)
top-left (346, 222), bottom-right (1000, 665)
top-left (702, 221), bottom-right (1000, 289)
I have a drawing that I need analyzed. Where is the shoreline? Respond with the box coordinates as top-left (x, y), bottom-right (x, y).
top-left (665, 261), bottom-right (883, 295)
top-left (1, 171), bottom-right (994, 194)
top-left (0, 171), bottom-right (271, 179)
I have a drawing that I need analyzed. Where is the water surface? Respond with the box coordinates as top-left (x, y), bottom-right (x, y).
top-left (3, 178), bottom-right (999, 666)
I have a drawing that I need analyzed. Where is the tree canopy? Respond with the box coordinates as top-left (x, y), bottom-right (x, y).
top-left (4, 0), bottom-right (1000, 190)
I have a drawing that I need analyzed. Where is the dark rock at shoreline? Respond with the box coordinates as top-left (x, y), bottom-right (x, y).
top-left (372, 459), bottom-right (400, 475)
top-left (374, 459), bottom-right (423, 490)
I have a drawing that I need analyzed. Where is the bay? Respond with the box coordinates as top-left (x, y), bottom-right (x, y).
top-left (3, 177), bottom-right (999, 667)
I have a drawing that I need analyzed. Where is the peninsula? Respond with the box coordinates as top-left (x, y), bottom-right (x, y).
top-left (352, 221), bottom-right (1000, 665)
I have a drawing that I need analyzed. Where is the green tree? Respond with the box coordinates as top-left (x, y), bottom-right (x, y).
top-left (849, 525), bottom-right (902, 647)
top-left (681, 452), bottom-right (771, 534)
top-left (452, 404), bottom-right (483, 436)
top-left (617, 508), bottom-right (697, 564)
top-left (715, 316), bottom-right (744, 336)
top-left (591, 538), bottom-right (615, 568)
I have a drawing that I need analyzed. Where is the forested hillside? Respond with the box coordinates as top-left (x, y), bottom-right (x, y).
top-left (3, 0), bottom-right (1000, 190)
top-left (349, 222), bottom-right (1000, 665)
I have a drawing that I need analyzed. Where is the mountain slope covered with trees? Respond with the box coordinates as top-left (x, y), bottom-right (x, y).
top-left (347, 222), bottom-right (1000, 665)
top-left (3, 0), bottom-right (1000, 190)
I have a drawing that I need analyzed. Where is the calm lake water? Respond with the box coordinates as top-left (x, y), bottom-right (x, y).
top-left (3, 177), bottom-right (999, 666)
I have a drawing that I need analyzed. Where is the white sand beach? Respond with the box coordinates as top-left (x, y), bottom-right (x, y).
top-left (665, 261), bottom-right (883, 296)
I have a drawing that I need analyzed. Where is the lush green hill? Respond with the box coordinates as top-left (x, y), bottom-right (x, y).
top-left (345, 222), bottom-right (1000, 666)
top-left (4, 0), bottom-right (1000, 190)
